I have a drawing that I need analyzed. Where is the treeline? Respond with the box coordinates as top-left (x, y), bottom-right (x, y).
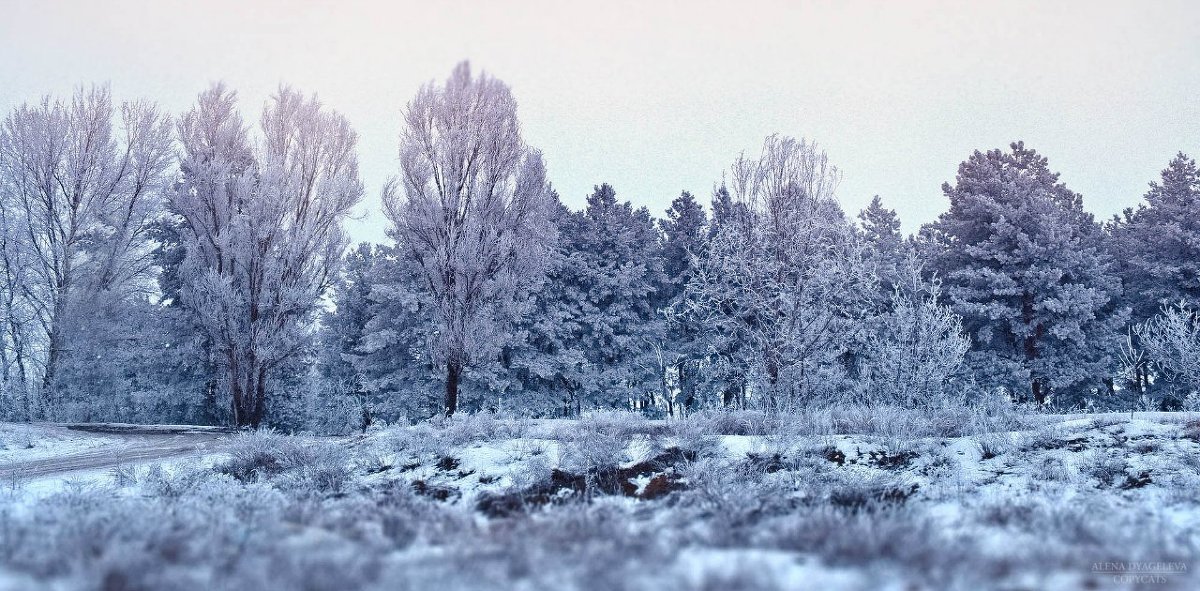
top-left (1, 63), bottom-right (1198, 429)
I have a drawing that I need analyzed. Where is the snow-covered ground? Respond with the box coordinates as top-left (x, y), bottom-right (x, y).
top-left (0, 423), bottom-right (235, 504)
top-left (1, 411), bottom-right (1198, 590)
top-left (0, 424), bottom-right (121, 465)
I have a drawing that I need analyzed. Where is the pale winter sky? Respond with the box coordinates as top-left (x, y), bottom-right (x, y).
top-left (1, 0), bottom-right (1197, 244)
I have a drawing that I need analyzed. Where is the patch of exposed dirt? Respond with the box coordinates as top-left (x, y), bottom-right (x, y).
top-left (412, 479), bottom-right (460, 501)
top-left (476, 447), bottom-right (695, 517)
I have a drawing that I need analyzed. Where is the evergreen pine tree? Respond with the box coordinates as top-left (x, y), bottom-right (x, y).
top-left (928, 142), bottom-right (1127, 406)
top-left (659, 191), bottom-right (709, 414)
top-left (1109, 154), bottom-right (1200, 402)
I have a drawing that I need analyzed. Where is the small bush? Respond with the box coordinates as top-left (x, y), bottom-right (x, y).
top-left (1035, 456), bottom-right (1073, 483)
top-left (110, 464), bottom-right (139, 487)
top-left (1182, 419), bottom-right (1200, 442)
top-left (670, 417), bottom-right (723, 457)
top-left (1079, 452), bottom-right (1128, 487)
top-left (558, 421), bottom-right (630, 479)
top-left (219, 430), bottom-right (352, 495)
top-left (682, 409), bottom-right (778, 436)
top-left (766, 505), bottom-right (972, 586)
top-left (550, 410), bottom-right (667, 440)
top-left (977, 432), bottom-right (1016, 460)
top-left (433, 411), bottom-right (529, 446)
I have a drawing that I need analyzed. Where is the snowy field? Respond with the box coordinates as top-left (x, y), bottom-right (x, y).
top-left (1, 408), bottom-right (1197, 590)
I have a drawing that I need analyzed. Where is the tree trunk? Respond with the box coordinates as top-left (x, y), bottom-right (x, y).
top-left (764, 353), bottom-right (780, 410)
top-left (678, 360), bottom-right (695, 415)
top-left (252, 365), bottom-right (267, 428)
top-left (445, 360), bottom-right (461, 417)
top-left (229, 360), bottom-right (244, 428)
top-left (1021, 291), bottom-right (1046, 405)
top-left (228, 355), bottom-right (268, 429)
top-left (41, 321), bottom-right (63, 414)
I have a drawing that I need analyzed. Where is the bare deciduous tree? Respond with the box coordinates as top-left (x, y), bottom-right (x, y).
top-left (855, 261), bottom-right (970, 407)
top-left (174, 84), bottom-right (363, 427)
top-left (384, 62), bottom-right (555, 416)
top-left (0, 86), bottom-right (173, 412)
top-left (1134, 302), bottom-right (1200, 397)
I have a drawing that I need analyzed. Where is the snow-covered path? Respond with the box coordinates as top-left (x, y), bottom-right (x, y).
top-left (0, 424), bottom-right (233, 481)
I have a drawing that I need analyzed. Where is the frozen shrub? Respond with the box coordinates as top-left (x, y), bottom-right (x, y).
top-left (356, 442), bottom-right (395, 475)
top-left (431, 411), bottom-right (529, 447)
top-left (976, 500), bottom-right (1038, 527)
top-left (681, 409), bottom-right (778, 436)
top-left (678, 456), bottom-right (801, 541)
top-left (110, 464), bottom-right (139, 487)
top-left (670, 417), bottom-right (722, 458)
top-left (553, 409), bottom-right (666, 440)
top-left (219, 429), bottom-right (303, 481)
top-left (380, 412), bottom-right (528, 464)
top-left (559, 420), bottom-right (629, 476)
top-left (1035, 456), bottom-right (1073, 483)
top-left (1182, 419), bottom-right (1200, 442)
top-left (824, 472), bottom-right (919, 511)
top-left (1134, 302), bottom-right (1200, 393)
top-left (219, 429), bottom-right (350, 488)
top-left (976, 432), bottom-right (1016, 460)
top-left (854, 271), bottom-right (970, 409)
top-left (0, 476), bottom-right (287, 583)
top-left (141, 463), bottom-right (212, 500)
top-left (1079, 452), bottom-right (1129, 487)
top-left (760, 505), bottom-right (981, 591)
top-left (1018, 423), bottom-right (1070, 452)
top-left (279, 454), bottom-right (355, 496)
top-left (1011, 501), bottom-right (1196, 568)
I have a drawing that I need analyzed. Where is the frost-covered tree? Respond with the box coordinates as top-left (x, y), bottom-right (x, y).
top-left (659, 191), bottom-right (709, 414)
top-left (851, 197), bottom-right (970, 406)
top-left (508, 185), bottom-right (666, 415)
top-left (927, 143), bottom-right (1127, 405)
top-left (857, 195), bottom-right (910, 297)
top-left (0, 189), bottom-right (37, 417)
top-left (0, 86), bottom-right (173, 414)
top-left (350, 244), bottom-right (440, 420)
top-left (688, 136), bottom-right (874, 409)
top-left (855, 263), bottom-right (969, 407)
top-left (320, 244), bottom-right (375, 392)
top-left (173, 84), bottom-right (362, 427)
top-left (310, 243), bottom-right (377, 430)
top-left (1112, 153), bottom-right (1200, 317)
top-left (569, 184), bottom-right (667, 412)
top-left (858, 195), bottom-right (902, 248)
top-left (1134, 302), bottom-right (1200, 404)
top-left (384, 62), bottom-right (555, 416)
top-left (660, 191), bottom-right (707, 301)
top-left (1109, 153), bottom-right (1200, 397)
top-left (689, 185), bottom-right (752, 408)
top-left (502, 193), bottom-right (578, 415)
top-left (147, 213), bottom-right (222, 423)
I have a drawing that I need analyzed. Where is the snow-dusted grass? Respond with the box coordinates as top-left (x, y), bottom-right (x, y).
top-left (0, 424), bottom-right (120, 464)
top-left (1, 408), bottom-right (1198, 590)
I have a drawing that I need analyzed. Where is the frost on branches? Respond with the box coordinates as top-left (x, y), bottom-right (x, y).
top-left (384, 62), bottom-right (556, 416)
top-left (172, 85), bottom-right (362, 427)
